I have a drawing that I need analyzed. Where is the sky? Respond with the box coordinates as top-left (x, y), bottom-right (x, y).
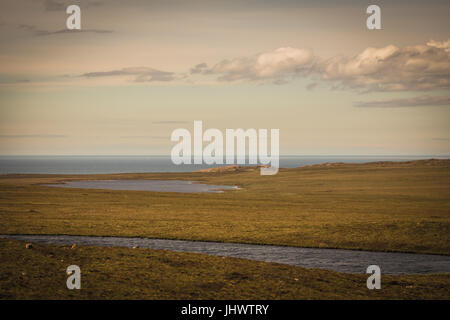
top-left (0, 0), bottom-right (449, 155)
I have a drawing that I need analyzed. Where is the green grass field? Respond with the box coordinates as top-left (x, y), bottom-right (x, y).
top-left (1, 239), bottom-right (449, 299)
top-left (0, 159), bottom-right (449, 299)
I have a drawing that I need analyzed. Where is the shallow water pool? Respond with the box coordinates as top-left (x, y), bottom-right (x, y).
top-left (43, 179), bottom-right (239, 193)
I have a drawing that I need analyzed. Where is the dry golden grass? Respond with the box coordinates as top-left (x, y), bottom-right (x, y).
top-left (1, 239), bottom-right (449, 300)
top-left (0, 160), bottom-right (449, 254)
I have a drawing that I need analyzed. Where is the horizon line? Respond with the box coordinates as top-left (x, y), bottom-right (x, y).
top-left (0, 154), bottom-right (449, 157)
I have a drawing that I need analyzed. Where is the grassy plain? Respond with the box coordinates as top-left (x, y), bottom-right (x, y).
top-left (1, 160), bottom-right (449, 299)
top-left (1, 239), bottom-right (449, 299)
top-left (0, 159), bottom-right (449, 254)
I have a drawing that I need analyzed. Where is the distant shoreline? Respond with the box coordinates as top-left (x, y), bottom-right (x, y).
top-left (1, 155), bottom-right (449, 175)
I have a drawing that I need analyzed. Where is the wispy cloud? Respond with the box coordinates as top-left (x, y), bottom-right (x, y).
top-left (190, 63), bottom-right (209, 74)
top-left (43, 0), bottom-right (103, 11)
top-left (354, 95), bottom-right (450, 108)
top-left (151, 121), bottom-right (190, 124)
top-left (18, 24), bottom-right (114, 37)
top-left (0, 134), bottom-right (67, 139)
top-left (81, 67), bottom-right (177, 82)
top-left (18, 24), bottom-right (113, 36)
top-left (120, 135), bottom-right (167, 139)
top-left (37, 29), bottom-right (113, 36)
top-left (0, 79), bottom-right (30, 84)
top-left (43, 0), bottom-right (66, 11)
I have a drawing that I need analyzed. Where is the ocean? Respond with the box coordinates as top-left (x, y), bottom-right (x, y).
top-left (0, 155), bottom-right (448, 174)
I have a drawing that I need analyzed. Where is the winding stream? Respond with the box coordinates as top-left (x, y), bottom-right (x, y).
top-left (1, 234), bottom-right (449, 275)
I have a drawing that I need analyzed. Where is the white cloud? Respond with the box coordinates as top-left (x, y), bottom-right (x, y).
top-left (319, 40), bottom-right (450, 92)
top-left (427, 39), bottom-right (450, 52)
top-left (205, 47), bottom-right (315, 82)
top-left (194, 39), bottom-right (450, 92)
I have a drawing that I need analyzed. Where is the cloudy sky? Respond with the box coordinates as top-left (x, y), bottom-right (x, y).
top-left (0, 0), bottom-right (449, 155)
